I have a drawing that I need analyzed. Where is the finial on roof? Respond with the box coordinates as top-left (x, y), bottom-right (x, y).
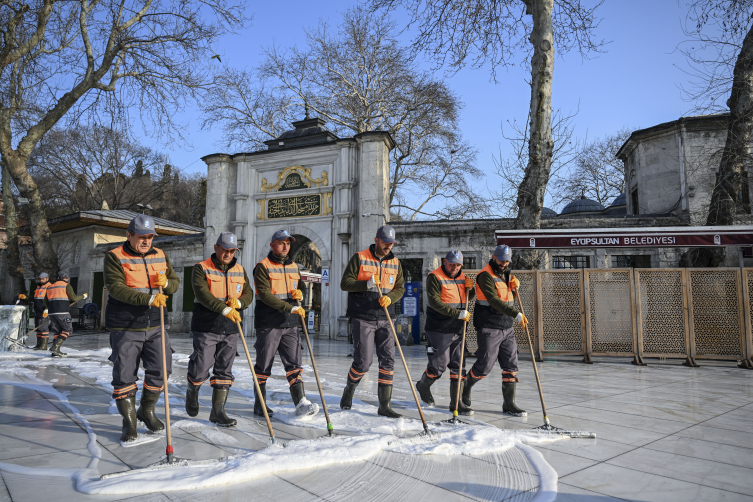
top-left (101, 200), bottom-right (110, 210)
top-left (304, 101), bottom-right (310, 120)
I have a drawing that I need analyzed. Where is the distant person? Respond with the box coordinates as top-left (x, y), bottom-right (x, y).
top-left (45, 272), bottom-right (87, 357)
top-left (32, 272), bottom-right (51, 350)
top-left (13, 291), bottom-right (27, 305)
top-left (185, 232), bottom-right (253, 427)
top-left (104, 215), bottom-right (180, 443)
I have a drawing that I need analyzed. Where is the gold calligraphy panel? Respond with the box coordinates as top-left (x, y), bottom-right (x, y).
top-left (267, 194), bottom-right (322, 219)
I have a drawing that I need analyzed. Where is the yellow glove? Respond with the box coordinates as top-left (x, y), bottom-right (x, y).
top-left (367, 274), bottom-right (381, 288)
top-left (150, 294), bottom-right (168, 308)
top-left (291, 289), bottom-right (303, 301)
top-left (154, 273), bottom-right (168, 288)
top-left (517, 313), bottom-right (529, 330)
top-left (223, 308), bottom-right (241, 323)
top-left (226, 298), bottom-right (241, 309)
top-left (458, 310), bottom-right (470, 322)
top-left (509, 276), bottom-right (520, 291)
top-left (378, 296), bottom-right (391, 308)
top-left (464, 277), bottom-right (474, 289)
top-left (82, 293), bottom-right (88, 299)
top-left (43, 309), bottom-right (48, 318)
top-left (291, 306), bottom-right (306, 318)
top-left (18, 294), bottom-right (26, 300)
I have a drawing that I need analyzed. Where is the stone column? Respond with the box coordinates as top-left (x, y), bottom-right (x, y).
top-left (202, 154), bottom-right (235, 258)
top-left (354, 132), bottom-right (394, 252)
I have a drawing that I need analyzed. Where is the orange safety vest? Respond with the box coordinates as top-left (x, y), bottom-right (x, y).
top-left (197, 257), bottom-right (246, 302)
top-left (475, 263), bottom-right (514, 306)
top-left (428, 266), bottom-right (467, 309)
top-left (33, 283), bottom-right (49, 311)
top-left (109, 245), bottom-right (168, 294)
top-left (356, 249), bottom-right (399, 294)
top-left (46, 281), bottom-right (70, 315)
top-left (255, 256), bottom-right (300, 301)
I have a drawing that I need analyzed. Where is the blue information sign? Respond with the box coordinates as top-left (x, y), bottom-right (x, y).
top-left (401, 282), bottom-right (421, 344)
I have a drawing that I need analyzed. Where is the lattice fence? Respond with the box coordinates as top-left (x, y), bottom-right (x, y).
top-left (538, 271), bottom-right (583, 353)
top-left (635, 269), bottom-right (688, 357)
top-left (586, 270), bottom-right (634, 355)
top-left (687, 269), bottom-right (743, 358)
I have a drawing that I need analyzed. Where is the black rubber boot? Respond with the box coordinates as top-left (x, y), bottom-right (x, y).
top-left (502, 382), bottom-right (527, 416)
top-left (33, 337), bottom-right (48, 350)
top-left (290, 381), bottom-right (305, 406)
top-left (449, 379), bottom-right (474, 416)
top-left (377, 384), bottom-right (402, 419)
top-left (254, 382), bottom-right (274, 417)
top-left (209, 388), bottom-right (237, 427)
top-left (116, 396), bottom-right (138, 443)
top-left (49, 338), bottom-right (66, 357)
top-left (415, 372), bottom-right (435, 405)
top-left (136, 389), bottom-right (165, 432)
top-left (340, 379), bottom-right (359, 410)
top-left (462, 376), bottom-right (478, 407)
top-left (185, 382), bottom-right (201, 417)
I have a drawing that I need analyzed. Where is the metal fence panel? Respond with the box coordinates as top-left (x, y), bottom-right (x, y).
top-left (687, 269), bottom-right (744, 358)
top-left (538, 270), bottom-right (584, 354)
top-left (586, 270), bottom-right (634, 355)
top-left (635, 269), bottom-right (688, 357)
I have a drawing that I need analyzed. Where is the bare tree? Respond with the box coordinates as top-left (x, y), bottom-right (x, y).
top-left (1, 161), bottom-right (24, 293)
top-left (492, 108), bottom-right (580, 217)
top-left (553, 128), bottom-right (631, 208)
top-left (678, 2), bottom-right (753, 267)
top-left (29, 125), bottom-right (172, 217)
top-left (371, 0), bottom-right (605, 266)
top-left (201, 6), bottom-right (486, 220)
top-left (0, 0), bottom-right (245, 278)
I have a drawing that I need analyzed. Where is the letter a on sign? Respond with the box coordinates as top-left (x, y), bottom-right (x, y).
top-left (321, 268), bottom-right (329, 285)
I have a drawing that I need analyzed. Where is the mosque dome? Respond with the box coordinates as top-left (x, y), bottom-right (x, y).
top-left (560, 195), bottom-right (606, 215)
top-left (541, 207), bottom-right (558, 218)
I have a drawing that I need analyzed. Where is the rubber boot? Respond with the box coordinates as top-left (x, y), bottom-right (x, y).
top-left (462, 376), bottom-right (478, 407)
top-left (209, 388), bottom-right (237, 427)
top-left (116, 396), bottom-right (138, 443)
top-left (136, 389), bottom-right (165, 432)
top-left (33, 337), bottom-right (48, 351)
top-left (290, 381), bottom-right (318, 416)
top-left (340, 379), bottom-right (359, 410)
top-left (415, 372), bottom-right (436, 405)
top-left (49, 337), bottom-right (66, 357)
top-left (502, 382), bottom-right (527, 416)
top-left (254, 382), bottom-right (274, 417)
top-left (449, 379), bottom-right (474, 416)
top-left (185, 382), bottom-right (201, 417)
top-left (377, 384), bottom-right (402, 419)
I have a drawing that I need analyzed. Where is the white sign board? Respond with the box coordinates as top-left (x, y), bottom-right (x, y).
top-left (403, 297), bottom-right (418, 317)
top-left (321, 268), bottom-right (330, 285)
top-left (308, 310), bottom-right (315, 330)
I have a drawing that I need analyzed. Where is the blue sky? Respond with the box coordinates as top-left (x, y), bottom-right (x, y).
top-left (163, 0), bottom-right (708, 212)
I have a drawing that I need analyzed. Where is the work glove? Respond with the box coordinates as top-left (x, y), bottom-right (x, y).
top-left (226, 298), bottom-right (241, 309)
top-left (18, 294), bottom-right (26, 300)
top-left (515, 312), bottom-right (529, 330)
top-left (222, 307), bottom-right (241, 323)
top-left (154, 272), bottom-right (168, 288)
top-left (378, 296), bottom-right (391, 308)
top-left (43, 309), bottom-right (48, 318)
top-left (291, 306), bottom-right (306, 318)
top-left (367, 275), bottom-right (381, 289)
top-left (458, 310), bottom-right (470, 322)
top-left (150, 294), bottom-right (168, 308)
top-left (82, 293), bottom-right (88, 299)
top-left (291, 289), bottom-right (303, 301)
top-left (464, 277), bottom-right (474, 289)
top-left (509, 276), bottom-right (520, 291)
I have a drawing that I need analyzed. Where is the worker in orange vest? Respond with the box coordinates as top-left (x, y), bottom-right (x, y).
top-left (32, 272), bottom-right (51, 350)
top-left (415, 250), bottom-right (475, 416)
top-left (252, 229), bottom-right (317, 418)
top-left (186, 232), bottom-right (253, 426)
top-left (463, 245), bottom-right (529, 416)
top-left (45, 272), bottom-right (87, 357)
top-left (103, 215), bottom-right (180, 443)
top-left (340, 225), bottom-right (405, 418)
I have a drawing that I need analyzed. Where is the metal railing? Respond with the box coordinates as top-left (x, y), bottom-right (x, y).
top-left (463, 268), bottom-right (753, 368)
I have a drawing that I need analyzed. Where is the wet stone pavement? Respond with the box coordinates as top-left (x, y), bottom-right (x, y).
top-left (0, 331), bottom-right (751, 501)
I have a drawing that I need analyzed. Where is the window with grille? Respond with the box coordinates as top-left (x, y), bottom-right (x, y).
top-left (611, 255), bottom-right (651, 268)
top-left (463, 256), bottom-right (476, 269)
top-left (552, 256), bottom-right (590, 269)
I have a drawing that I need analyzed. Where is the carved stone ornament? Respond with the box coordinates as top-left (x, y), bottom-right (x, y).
top-left (260, 166), bottom-right (328, 193)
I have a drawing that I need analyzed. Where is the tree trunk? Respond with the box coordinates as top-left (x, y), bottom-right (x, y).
top-left (684, 21), bottom-right (753, 268)
top-left (4, 154), bottom-right (59, 278)
top-left (512, 0), bottom-right (554, 270)
top-left (2, 163), bottom-right (27, 295)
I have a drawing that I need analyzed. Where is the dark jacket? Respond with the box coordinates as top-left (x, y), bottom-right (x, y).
top-left (191, 254), bottom-right (253, 334)
top-left (341, 245), bottom-right (405, 321)
top-left (473, 259), bottom-right (520, 330)
top-left (253, 252), bottom-right (304, 329)
top-left (424, 264), bottom-right (476, 334)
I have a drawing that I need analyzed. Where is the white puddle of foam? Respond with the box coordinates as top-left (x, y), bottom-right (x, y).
top-left (0, 349), bottom-right (561, 501)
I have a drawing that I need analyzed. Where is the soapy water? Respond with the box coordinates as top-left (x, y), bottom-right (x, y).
top-left (0, 348), bottom-right (560, 501)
